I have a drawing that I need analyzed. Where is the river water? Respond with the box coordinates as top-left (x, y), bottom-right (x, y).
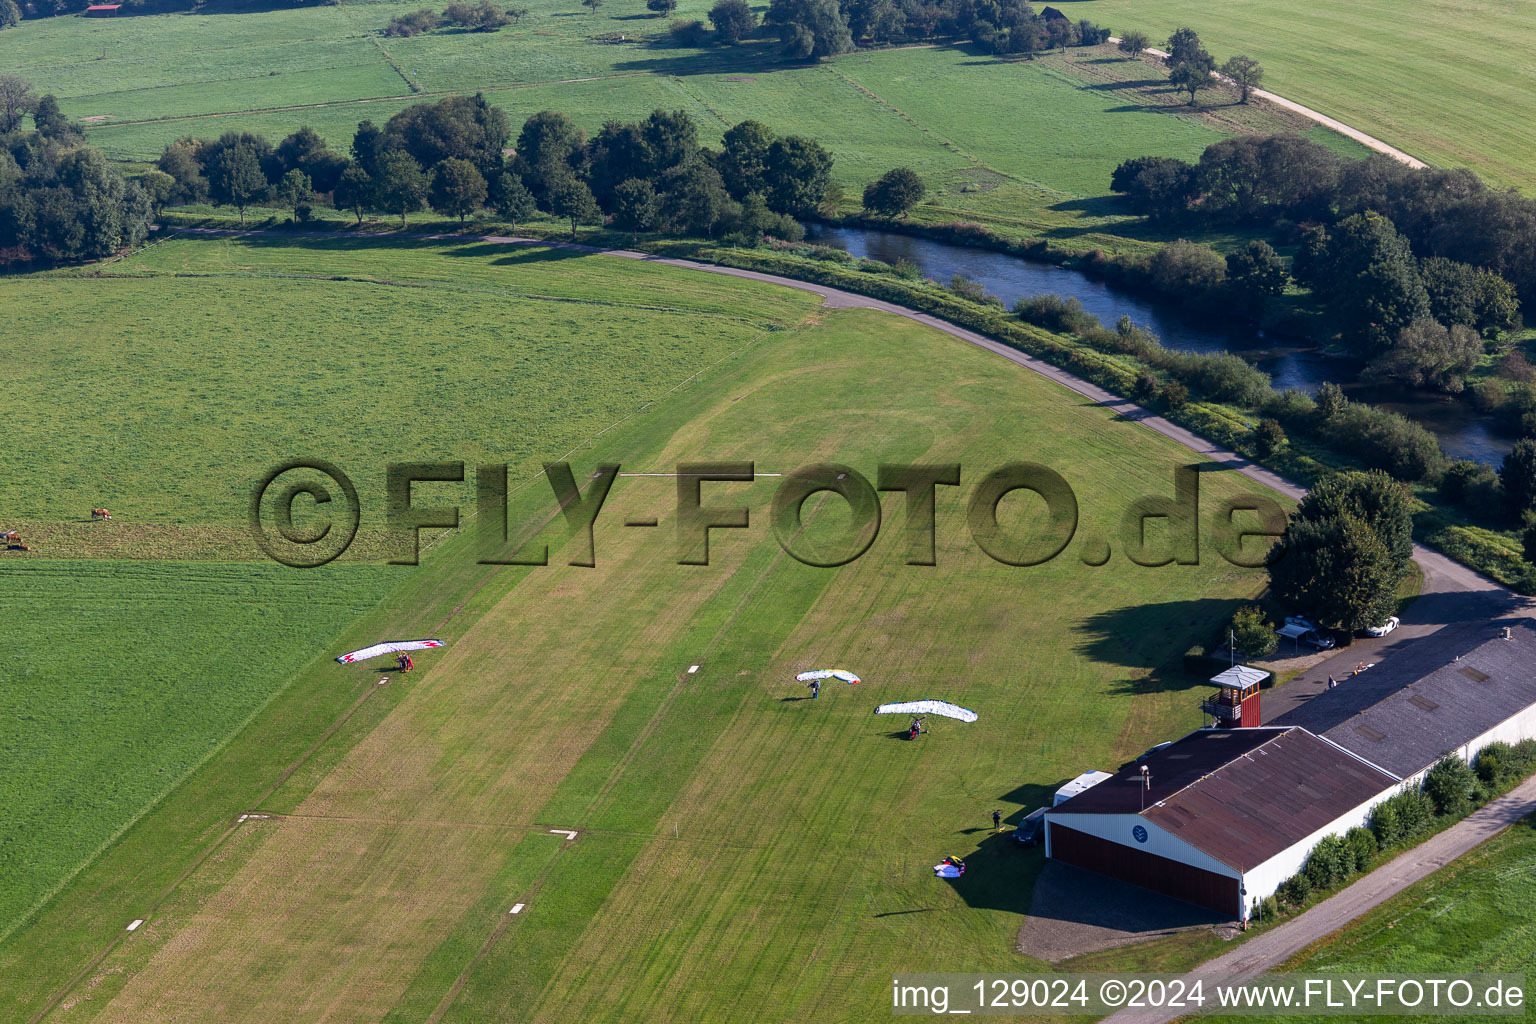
top-left (803, 223), bottom-right (1508, 463)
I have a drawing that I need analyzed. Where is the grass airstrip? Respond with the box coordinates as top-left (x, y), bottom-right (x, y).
top-left (2, 235), bottom-right (1286, 1021)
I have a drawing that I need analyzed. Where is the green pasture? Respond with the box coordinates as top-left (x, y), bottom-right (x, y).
top-left (0, 558), bottom-right (401, 942)
top-left (1081, 0), bottom-right (1536, 192)
top-left (0, 0), bottom-right (1366, 249)
top-left (0, 234), bottom-right (815, 555)
top-left (0, 237), bottom-right (1286, 1022)
top-left (1257, 815), bottom-right (1536, 1022)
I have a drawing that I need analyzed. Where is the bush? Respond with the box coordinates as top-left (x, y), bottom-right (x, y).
top-left (1370, 788), bottom-right (1434, 847)
top-left (668, 17), bottom-right (710, 44)
top-left (1146, 239), bottom-right (1227, 297)
top-left (1161, 379), bottom-right (1189, 409)
top-left (1440, 459), bottom-right (1503, 513)
top-left (1425, 754), bottom-right (1478, 815)
top-left (1172, 351), bottom-right (1271, 405)
top-left (383, 7), bottom-right (439, 35)
top-left (1256, 895), bottom-right (1279, 922)
top-left (1277, 873), bottom-right (1311, 907)
top-left (1253, 418), bottom-right (1287, 457)
top-left (1303, 833), bottom-right (1350, 889)
top-left (1013, 293), bottom-right (1098, 334)
top-left (948, 273), bottom-right (998, 305)
top-left (1344, 826), bottom-right (1377, 872)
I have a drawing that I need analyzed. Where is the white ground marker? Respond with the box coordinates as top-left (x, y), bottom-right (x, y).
top-left (687, 665), bottom-right (699, 674)
top-left (126, 920), bottom-right (144, 932)
top-left (378, 677), bottom-right (390, 685)
top-left (548, 829), bottom-right (578, 841)
top-left (509, 903), bottom-right (525, 915)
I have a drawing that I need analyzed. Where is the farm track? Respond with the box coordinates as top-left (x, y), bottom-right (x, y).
top-left (1109, 38), bottom-right (1428, 169)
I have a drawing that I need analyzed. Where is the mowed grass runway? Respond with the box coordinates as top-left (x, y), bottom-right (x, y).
top-left (3, 238), bottom-right (1286, 1022)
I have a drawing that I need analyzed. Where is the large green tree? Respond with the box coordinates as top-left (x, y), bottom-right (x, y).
top-left (763, 135), bottom-right (833, 216)
top-left (333, 164), bottom-right (374, 225)
top-left (862, 166), bottom-right (925, 219)
top-left (205, 142), bottom-right (269, 226)
top-left (1500, 438), bottom-right (1536, 520)
top-left (549, 175), bottom-right (600, 240)
top-left (374, 151), bottom-right (429, 227)
top-left (429, 157), bottom-right (488, 225)
top-left (1270, 512), bottom-right (1398, 632)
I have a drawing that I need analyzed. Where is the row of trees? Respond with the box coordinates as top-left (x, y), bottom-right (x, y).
top-left (155, 96), bottom-right (834, 242)
top-left (1154, 26), bottom-right (1263, 105)
top-left (1110, 133), bottom-right (1534, 326)
top-left (0, 77), bottom-right (153, 263)
top-left (383, 1), bottom-right (527, 37)
top-left (755, 0), bottom-right (1107, 60)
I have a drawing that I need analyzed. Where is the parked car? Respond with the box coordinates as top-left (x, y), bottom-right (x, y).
top-left (1285, 615), bottom-right (1322, 633)
top-left (1012, 807), bottom-right (1047, 847)
top-left (1365, 616), bottom-right (1400, 637)
top-left (1301, 630), bottom-right (1335, 651)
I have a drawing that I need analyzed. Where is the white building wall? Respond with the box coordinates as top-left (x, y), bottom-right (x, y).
top-left (1392, 701), bottom-right (1536, 791)
top-left (1240, 787), bottom-right (1396, 917)
top-left (1045, 812), bottom-right (1240, 879)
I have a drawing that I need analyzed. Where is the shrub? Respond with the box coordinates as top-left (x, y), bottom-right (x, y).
top-left (383, 7), bottom-right (439, 35)
top-left (1173, 351), bottom-right (1271, 405)
top-left (1253, 417), bottom-right (1287, 457)
top-left (1277, 873), bottom-right (1311, 907)
top-left (1013, 293), bottom-right (1098, 334)
top-left (1424, 754), bottom-right (1478, 815)
top-left (1344, 826), bottom-right (1377, 872)
top-left (1440, 459), bottom-right (1502, 512)
top-left (948, 273), bottom-right (995, 304)
top-left (1257, 895), bottom-right (1279, 922)
top-left (668, 17), bottom-right (710, 45)
top-left (1370, 788), bottom-right (1434, 848)
top-left (891, 257), bottom-right (921, 281)
top-left (1499, 351), bottom-right (1536, 383)
top-left (1161, 379), bottom-right (1189, 409)
top-left (1303, 834), bottom-right (1350, 889)
top-left (1146, 239), bottom-right (1227, 296)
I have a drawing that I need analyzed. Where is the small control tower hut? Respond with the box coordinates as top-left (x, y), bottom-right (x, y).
top-left (1201, 665), bottom-right (1268, 728)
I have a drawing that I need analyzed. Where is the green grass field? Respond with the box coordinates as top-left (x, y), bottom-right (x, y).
top-left (1080, 0), bottom-right (1536, 192)
top-left (1254, 815), bottom-right (1536, 1022)
top-left (0, 236), bottom-right (1285, 1021)
top-left (0, 0), bottom-right (1366, 252)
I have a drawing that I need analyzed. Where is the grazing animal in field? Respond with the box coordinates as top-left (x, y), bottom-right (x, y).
top-left (91, 508), bottom-right (112, 520)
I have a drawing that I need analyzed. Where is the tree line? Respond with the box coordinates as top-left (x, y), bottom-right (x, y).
top-left (0, 76), bottom-right (152, 263)
top-left (152, 95), bottom-right (836, 242)
top-left (674, 0), bottom-right (1110, 60)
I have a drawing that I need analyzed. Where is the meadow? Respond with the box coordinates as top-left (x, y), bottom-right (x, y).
top-left (0, 0), bottom-right (1365, 252)
top-left (1081, 0), bottom-right (1536, 192)
top-left (0, 236), bottom-right (1288, 1022)
top-left (1254, 815), bottom-right (1536, 1022)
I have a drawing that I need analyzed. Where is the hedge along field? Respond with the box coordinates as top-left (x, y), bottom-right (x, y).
top-left (10, 296), bottom-right (1291, 1023)
top-left (1079, 0), bottom-right (1536, 193)
top-left (0, 234), bottom-right (819, 557)
top-left (0, 558), bottom-right (403, 942)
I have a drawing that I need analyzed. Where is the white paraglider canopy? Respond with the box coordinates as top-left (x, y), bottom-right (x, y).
top-left (336, 639), bottom-right (445, 664)
top-left (874, 700), bottom-right (977, 723)
top-left (796, 669), bottom-right (861, 684)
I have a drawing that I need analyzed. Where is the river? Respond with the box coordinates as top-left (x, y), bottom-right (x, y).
top-left (803, 223), bottom-right (1509, 464)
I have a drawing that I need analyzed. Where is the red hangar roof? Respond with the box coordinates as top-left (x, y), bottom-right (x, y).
top-left (1049, 727), bottom-right (1397, 870)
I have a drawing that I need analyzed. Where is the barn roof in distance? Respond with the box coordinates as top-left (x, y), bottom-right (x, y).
top-left (1049, 726), bottom-right (1397, 870)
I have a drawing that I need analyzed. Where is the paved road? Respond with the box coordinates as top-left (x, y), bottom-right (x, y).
top-left (1102, 773), bottom-right (1536, 1024)
top-left (1108, 40), bottom-right (1427, 169)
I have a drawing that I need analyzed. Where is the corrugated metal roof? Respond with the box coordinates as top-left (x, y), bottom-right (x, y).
top-left (1050, 727), bottom-right (1396, 870)
top-left (1278, 622), bottom-right (1536, 778)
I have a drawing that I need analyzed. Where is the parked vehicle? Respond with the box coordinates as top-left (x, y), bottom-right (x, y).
top-left (1301, 630), bottom-right (1335, 651)
top-left (1285, 615), bottom-right (1322, 633)
top-left (1012, 807), bottom-right (1047, 847)
top-left (1365, 616), bottom-right (1400, 637)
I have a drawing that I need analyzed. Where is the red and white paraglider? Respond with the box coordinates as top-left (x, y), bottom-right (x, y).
top-left (336, 639), bottom-right (445, 664)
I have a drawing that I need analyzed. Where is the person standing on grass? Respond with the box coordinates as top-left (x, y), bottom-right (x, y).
top-left (808, 679), bottom-right (820, 699)
top-left (992, 809), bottom-right (1002, 831)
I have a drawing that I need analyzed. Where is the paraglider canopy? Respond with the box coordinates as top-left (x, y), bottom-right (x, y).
top-left (337, 639), bottom-right (445, 664)
top-left (874, 700), bottom-right (977, 723)
top-left (796, 669), bottom-right (861, 684)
